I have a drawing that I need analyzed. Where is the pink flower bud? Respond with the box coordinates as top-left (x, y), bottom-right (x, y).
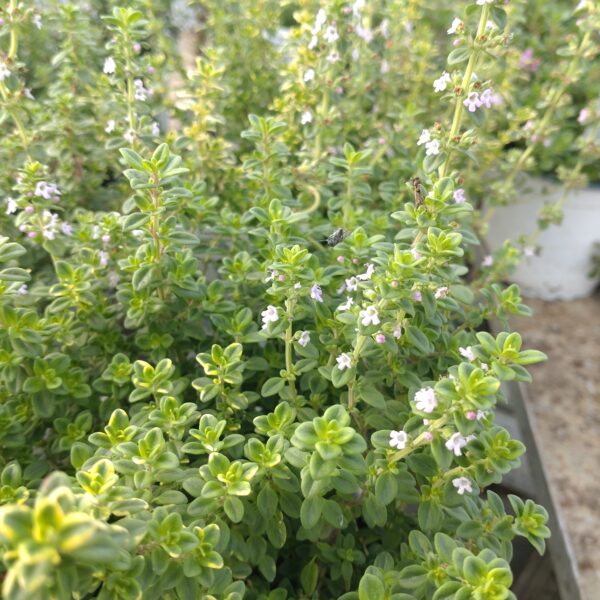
top-left (375, 333), bottom-right (386, 344)
top-left (423, 432), bottom-right (433, 441)
top-left (25, 205), bottom-right (34, 213)
top-left (278, 274), bottom-right (286, 282)
top-left (391, 280), bottom-right (399, 288)
top-left (28, 231), bottom-right (37, 238)
top-left (147, 66), bottom-right (155, 75)
top-left (133, 43), bottom-right (141, 53)
top-left (352, 258), bottom-right (359, 264)
top-left (101, 234), bottom-right (111, 243)
top-left (466, 410), bottom-right (477, 421)
top-left (337, 255), bottom-right (345, 263)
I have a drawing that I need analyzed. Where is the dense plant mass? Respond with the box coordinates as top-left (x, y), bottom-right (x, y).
top-left (3, 0), bottom-right (599, 598)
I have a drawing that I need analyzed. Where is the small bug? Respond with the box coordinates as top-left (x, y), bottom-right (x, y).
top-left (325, 228), bottom-right (350, 247)
top-left (410, 176), bottom-right (426, 208)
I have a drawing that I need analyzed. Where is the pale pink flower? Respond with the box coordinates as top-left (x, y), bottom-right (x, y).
top-left (464, 92), bottom-right (482, 112)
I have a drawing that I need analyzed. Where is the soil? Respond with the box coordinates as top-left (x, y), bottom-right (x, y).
top-left (511, 294), bottom-right (600, 600)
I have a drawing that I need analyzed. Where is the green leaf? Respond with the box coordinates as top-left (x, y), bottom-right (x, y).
top-left (300, 496), bottom-right (323, 529)
top-left (257, 485), bottom-right (278, 519)
top-left (301, 559), bottom-right (319, 596)
top-left (448, 47), bottom-right (471, 65)
top-left (223, 496), bottom-right (244, 523)
top-left (405, 326), bottom-right (433, 354)
top-left (261, 377), bottom-right (286, 397)
top-left (398, 565), bottom-right (428, 589)
top-left (358, 573), bottom-right (385, 600)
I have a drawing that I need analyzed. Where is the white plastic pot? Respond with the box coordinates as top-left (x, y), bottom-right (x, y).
top-left (485, 177), bottom-right (600, 300)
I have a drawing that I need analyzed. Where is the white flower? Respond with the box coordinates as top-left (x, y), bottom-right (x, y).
top-left (308, 35), bottom-right (318, 50)
top-left (380, 18), bottom-right (390, 39)
top-left (5, 197), bottom-right (17, 215)
top-left (417, 129), bottom-right (431, 145)
top-left (338, 296), bottom-right (354, 311)
top-left (435, 286), bottom-right (449, 299)
top-left (105, 120), bottom-right (116, 134)
top-left (390, 430), bottom-right (408, 450)
top-left (336, 352), bottom-right (352, 370)
top-left (41, 210), bottom-right (59, 240)
top-left (523, 246), bottom-right (535, 257)
top-left (17, 284), bottom-right (28, 295)
top-left (453, 188), bottom-right (466, 204)
top-left (327, 51), bottom-right (341, 63)
top-left (99, 250), bottom-right (109, 267)
top-left (445, 432), bottom-right (470, 456)
top-left (32, 14), bottom-right (43, 29)
top-left (301, 110), bottom-right (313, 125)
top-left (35, 182), bottom-right (61, 201)
top-left (414, 387), bottom-right (438, 413)
top-left (345, 276), bottom-right (359, 291)
top-left (357, 263), bottom-right (375, 281)
top-left (261, 305), bottom-right (279, 329)
top-left (314, 8), bottom-right (327, 33)
top-left (452, 477), bottom-right (473, 495)
top-left (352, 48), bottom-right (360, 62)
top-left (310, 284), bottom-right (323, 302)
top-left (265, 270), bottom-right (277, 282)
top-left (24, 88), bottom-right (34, 100)
top-left (352, 0), bottom-right (365, 17)
top-left (476, 0), bottom-right (494, 4)
top-left (463, 92), bottom-right (482, 112)
top-left (151, 122), bottom-right (160, 137)
top-left (459, 346), bottom-right (476, 361)
top-left (433, 71), bottom-right (452, 93)
top-left (480, 88), bottom-right (495, 109)
top-left (124, 129), bottom-right (136, 144)
top-left (482, 255), bottom-right (493, 267)
top-left (447, 18), bottom-right (463, 35)
top-left (359, 305), bottom-right (380, 326)
top-left (304, 69), bottom-right (315, 82)
top-left (134, 79), bottom-right (148, 101)
top-left (393, 323), bottom-right (403, 339)
top-left (425, 139), bottom-right (440, 156)
top-left (324, 26), bottom-right (339, 44)
top-left (0, 62), bottom-right (10, 81)
top-left (380, 59), bottom-right (389, 74)
top-left (61, 222), bottom-right (73, 236)
top-left (103, 57), bottom-right (116, 75)
top-left (298, 331), bottom-right (311, 347)
top-left (356, 25), bottom-right (373, 43)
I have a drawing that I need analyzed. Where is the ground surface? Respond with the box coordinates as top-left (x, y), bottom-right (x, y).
top-left (512, 294), bottom-right (600, 600)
